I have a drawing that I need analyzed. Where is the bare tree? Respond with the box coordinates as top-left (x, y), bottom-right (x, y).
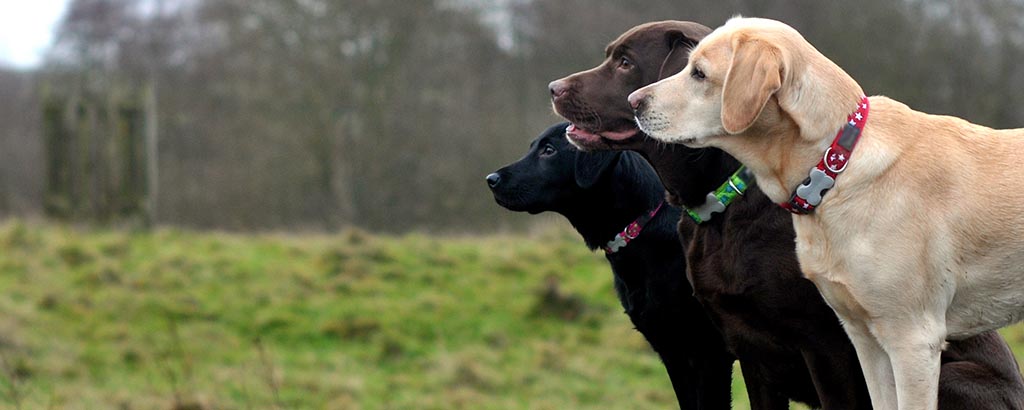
top-left (13, 0), bottom-right (1024, 231)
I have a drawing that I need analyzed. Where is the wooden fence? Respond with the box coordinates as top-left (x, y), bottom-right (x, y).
top-left (41, 89), bottom-right (154, 224)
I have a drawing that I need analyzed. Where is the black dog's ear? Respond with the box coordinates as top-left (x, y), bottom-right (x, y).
top-left (575, 150), bottom-right (621, 189)
top-left (658, 23), bottom-right (712, 80)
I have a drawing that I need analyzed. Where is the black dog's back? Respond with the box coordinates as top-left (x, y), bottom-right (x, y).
top-left (488, 123), bottom-right (734, 410)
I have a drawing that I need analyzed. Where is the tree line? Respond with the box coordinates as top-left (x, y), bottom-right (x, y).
top-left (1, 0), bottom-right (1022, 232)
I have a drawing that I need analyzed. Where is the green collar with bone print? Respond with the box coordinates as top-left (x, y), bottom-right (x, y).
top-left (685, 166), bottom-right (755, 224)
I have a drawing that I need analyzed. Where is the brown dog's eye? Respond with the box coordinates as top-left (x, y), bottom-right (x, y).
top-left (618, 57), bottom-right (632, 69)
top-left (691, 67), bottom-right (706, 80)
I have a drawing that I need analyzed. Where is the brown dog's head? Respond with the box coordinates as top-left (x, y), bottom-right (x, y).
top-left (548, 21), bottom-right (711, 150)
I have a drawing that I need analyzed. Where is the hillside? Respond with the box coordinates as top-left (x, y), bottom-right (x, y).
top-left (1, 220), bottom-right (1022, 409)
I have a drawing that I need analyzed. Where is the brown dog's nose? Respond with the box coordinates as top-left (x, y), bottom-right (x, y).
top-left (549, 80), bottom-right (570, 98)
top-left (628, 90), bottom-right (647, 111)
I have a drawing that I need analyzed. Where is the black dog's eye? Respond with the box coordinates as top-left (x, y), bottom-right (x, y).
top-left (618, 57), bottom-right (632, 69)
top-left (691, 67), bottom-right (706, 80)
top-left (540, 144), bottom-right (556, 157)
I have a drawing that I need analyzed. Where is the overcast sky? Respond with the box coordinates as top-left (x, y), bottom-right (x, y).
top-left (0, 0), bottom-right (69, 69)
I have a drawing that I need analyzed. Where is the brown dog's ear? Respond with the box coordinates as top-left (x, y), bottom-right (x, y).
top-left (658, 24), bottom-right (711, 80)
top-left (574, 150), bottom-right (621, 189)
top-left (721, 37), bottom-right (782, 134)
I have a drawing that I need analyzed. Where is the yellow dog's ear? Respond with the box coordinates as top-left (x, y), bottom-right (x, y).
top-left (721, 37), bottom-right (782, 134)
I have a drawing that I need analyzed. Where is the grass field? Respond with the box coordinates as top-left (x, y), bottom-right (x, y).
top-left (1, 219), bottom-right (1023, 409)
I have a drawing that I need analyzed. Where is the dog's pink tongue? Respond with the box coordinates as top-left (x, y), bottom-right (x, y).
top-left (566, 123), bottom-right (638, 142)
top-left (600, 128), bottom-right (639, 141)
top-left (566, 123), bottom-right (601, 143)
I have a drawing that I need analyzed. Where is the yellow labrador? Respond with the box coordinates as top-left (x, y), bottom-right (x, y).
top-left (630, 17), bottom-right (1024, 410)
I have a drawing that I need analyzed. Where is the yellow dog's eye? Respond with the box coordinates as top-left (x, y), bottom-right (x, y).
top-left (691, 67), bottom-right (706, 80)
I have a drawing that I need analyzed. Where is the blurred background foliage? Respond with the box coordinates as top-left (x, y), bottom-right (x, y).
top-left (5, 1), bottom-right (1024, 409)
top-left (3, 0), bottom-right (1024, 233)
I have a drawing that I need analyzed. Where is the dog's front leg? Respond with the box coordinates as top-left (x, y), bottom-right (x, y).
top-left (801, 348), bottom-right (872, 410)
top-left (660, 350), bottom-right (734, 410)
top-left (877, 319), bottom-right (944, 410)
top-left (842, 319), bottom-right (898, 410)
top-left (739, 360), bottom-right (789, 410)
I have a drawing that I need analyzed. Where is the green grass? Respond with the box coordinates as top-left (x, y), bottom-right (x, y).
top-left (0, 219), bottom-right (1023, 409)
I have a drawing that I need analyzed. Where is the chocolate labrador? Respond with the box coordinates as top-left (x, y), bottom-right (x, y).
top-left (487, 123), bottom-right (734, 410)
top-left (549, 20), bottom-right (1024, 409)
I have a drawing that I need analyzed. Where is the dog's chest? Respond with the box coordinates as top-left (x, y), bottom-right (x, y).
top-left (685, 219), bottom-right (809, 346)
top-left (790, 218), bottom-right (872, 320)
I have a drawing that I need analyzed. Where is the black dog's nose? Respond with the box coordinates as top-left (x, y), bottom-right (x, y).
top-left (486, 172), bottom-right (501, 188)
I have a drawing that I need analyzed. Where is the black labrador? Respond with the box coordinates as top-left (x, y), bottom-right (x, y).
top-left (487, 123), bottom-right (734, 410)
top-left (550, 20), bottom-right (1024, 409)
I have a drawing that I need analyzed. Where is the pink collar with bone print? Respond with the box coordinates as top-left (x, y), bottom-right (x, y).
top-left (780, 96), bottom-right (870, 215)
top-left (603, 201), bottom-right (665, 254)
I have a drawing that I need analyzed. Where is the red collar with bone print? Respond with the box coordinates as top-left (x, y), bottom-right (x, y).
top-left (780, 96), bottom-right (870, 215)
top-left (603, 201), bottom-right (665, 254)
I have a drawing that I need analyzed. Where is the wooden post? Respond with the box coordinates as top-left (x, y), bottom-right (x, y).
top-left (73, 98), bottom-right (91, 219)
top-left (42, 97), bottom-right (71, 218)
top-left (143, 80), bottom-right (158, 227)
top-left (117, 101), bottom-right (144, 218)
top-left (93, 99), bottom-right (111, 221)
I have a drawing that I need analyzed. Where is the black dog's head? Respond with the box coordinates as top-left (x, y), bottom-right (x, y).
top-left (487, 122), bottom-right (621, 214)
